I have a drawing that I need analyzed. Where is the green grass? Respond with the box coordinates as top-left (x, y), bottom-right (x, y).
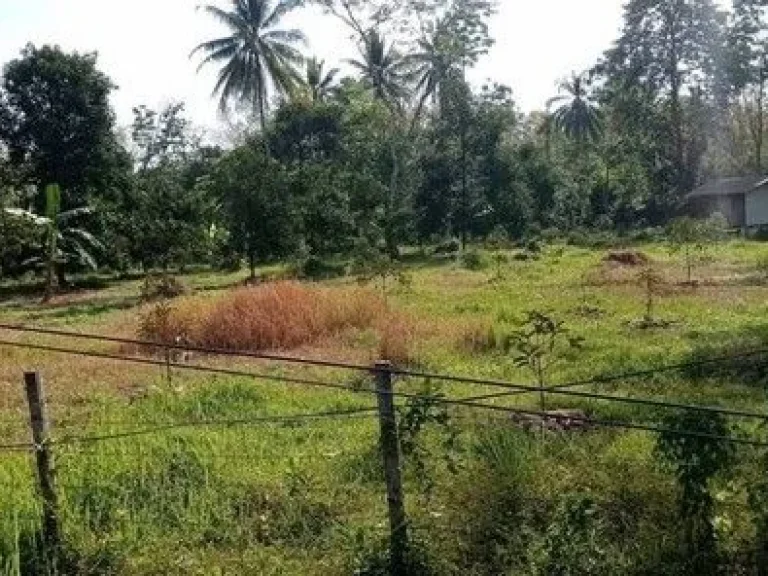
top-left (2, 241), bottom-right (768, 574)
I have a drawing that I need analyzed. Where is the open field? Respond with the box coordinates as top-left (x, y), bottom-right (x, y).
top-left (2, 241), bottom-right (768, 575)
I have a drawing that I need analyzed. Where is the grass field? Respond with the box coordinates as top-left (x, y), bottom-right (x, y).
top-left (2, 241), bottom-right (768, 575)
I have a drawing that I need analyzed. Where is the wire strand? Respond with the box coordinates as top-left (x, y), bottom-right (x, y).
top-left (0, 339), bottom-right (365, 395)
top-left (6, 338), bottom-right (766, 425)
top-left (51, 407), bottom-right (378, 446)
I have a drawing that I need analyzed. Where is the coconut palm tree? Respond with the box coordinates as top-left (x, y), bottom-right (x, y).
top-left (406, 30), bottom-right (460, 130)
top-left (5, 184), bottom-right (103, 302)
top-left (347, 30), bottom-right (410, 107)
top-left (304, 57), bottom-right (339, 103)
top-left (548, 72), bottom-right (602, 142)
top-left (191, 0), bottom-right (307, 132)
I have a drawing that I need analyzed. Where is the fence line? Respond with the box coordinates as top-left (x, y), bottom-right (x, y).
top-left (4, 324), bottom-right (768, 572)
top-left (2, 336), bottom-right (768, 425)
top-left (4, 321), bottom-right (767, 392)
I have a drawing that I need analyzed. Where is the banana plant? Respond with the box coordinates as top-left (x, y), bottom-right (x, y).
top-left (4, 184), bottom-right (103, 302)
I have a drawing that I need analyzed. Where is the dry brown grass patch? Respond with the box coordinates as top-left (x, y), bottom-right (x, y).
top-left (137, 281), bottom-right (397, 356)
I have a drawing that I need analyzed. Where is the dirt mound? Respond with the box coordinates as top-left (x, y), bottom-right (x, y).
top-left (604, 251), bottom-right (649, 267)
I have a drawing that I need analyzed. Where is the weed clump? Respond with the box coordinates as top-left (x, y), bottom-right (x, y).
top-left (138, 281), bottom-right (415, 357)
top-left (140, 274), bottom-right (189, 302)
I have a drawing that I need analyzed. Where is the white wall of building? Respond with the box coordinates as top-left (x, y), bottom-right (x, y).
top-left (746, 185), bottom-right (768, 227)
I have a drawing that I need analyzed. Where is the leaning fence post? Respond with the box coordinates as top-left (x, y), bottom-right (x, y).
top-left (374, 360), bottom-right (408, 574)
top-left (23, 371), bottom-right (61, 573)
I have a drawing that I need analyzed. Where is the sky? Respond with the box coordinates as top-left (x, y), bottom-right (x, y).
top-left (0, 0), bottom-right (629, 134)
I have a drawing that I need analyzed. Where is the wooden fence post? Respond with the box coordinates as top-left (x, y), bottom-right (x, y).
top-left (374, 360), bottom-right (408, 575)
top-left (24, 371), bottom-right (61, 574)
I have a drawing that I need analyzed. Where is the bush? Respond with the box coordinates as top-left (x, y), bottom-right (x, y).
top-left (458, 322), bottom-right (502, 354)
top-left (296, 256), bottom-right (347, 281)
top-left (140, 274), bottom-right (189, 302)
top-left (434, 238), bottom-right (461, 256)
top-left (461, 250), bottom-right (488, 271)
top-left (138, 282), bottom-right (392, 353)
top-left (378, 314), bottom-right (417, 368)
top-left (566, 228), bottom-right (620, 249)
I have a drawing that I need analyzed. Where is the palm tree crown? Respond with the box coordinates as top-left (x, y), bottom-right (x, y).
top-left (548, 72), bottom-right (602, 142)
top-left (305, 57), bottom-right (339, 103)
top-left (406, 30), bottom-right (461, 122)
top-left (347, 30), bottom-right (410, 106)
top-left (191, 0), bottom-right (307, 129)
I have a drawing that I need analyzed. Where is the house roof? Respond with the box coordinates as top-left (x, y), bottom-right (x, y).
top-left (687, 175), bottom-right (768, 199)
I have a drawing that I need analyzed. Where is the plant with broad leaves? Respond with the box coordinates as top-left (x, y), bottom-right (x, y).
top-left (5, 184), bottom-right (103, 302)
top-left (397, 380), bottom-right (461, 501)
top-left (667, 215), bottom-right (728, 285)
top-left (656, 411), bottom-right (736, 574)
top-left (507, 311), bottom-right (584, 413)
top-left (352, 243), bottom-right (411, 304)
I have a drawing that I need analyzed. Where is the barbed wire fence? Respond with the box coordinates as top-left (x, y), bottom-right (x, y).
top-left (1, 323), bottom-right (768, 573)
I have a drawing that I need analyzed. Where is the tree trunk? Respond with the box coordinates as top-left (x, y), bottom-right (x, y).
top-left (756, 66), bottom-right (765, 172)
top-left (249, 252), bottom-right (257, 282)
top-left (385, 142), bottom-right (401, 259)
top-left (460, 110), bottom-right (469, 251)
top-left (42, 228), bottom-right (57, 304)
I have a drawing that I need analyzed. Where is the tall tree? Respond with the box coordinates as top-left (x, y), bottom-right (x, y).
top-left (726, 0), bottom-right (768, 170)
top-left (347, 30), bottom-right (410, 107)
top-left (603, 0), bottom-right (725, 195)
top-left (210, 142), bottom-right (299, 279)
top-left (0, 44), bottom-right (130, 211)
top-left (304, 57), bottom-right (339, 103)
top-left (548, 73), bottom-right (602, 142)
top-left (191, 0), bottom-right (307, 132)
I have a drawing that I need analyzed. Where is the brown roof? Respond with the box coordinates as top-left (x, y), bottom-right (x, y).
top-left (688, 175), bottom-right (768, 199)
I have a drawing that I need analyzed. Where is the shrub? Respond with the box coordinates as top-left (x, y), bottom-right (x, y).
top-left (434, 238), bottom-right (461, 256)
top-left (138, 282), bottom-right (398, 355)
top-left (567, 228), bottom-right (620, 249)
top-left (378, 314), bottom-right (417, 367)
top-left (461, 250), bottom-right (488, 271)
top-left (138, 300), bottom-right (198, 348)
top-left (140, 274), bottom-right (189, 302)
top-left (458, 322), bottom-right (502, 354)
top-left (296, 256), bottom-right (347, 281)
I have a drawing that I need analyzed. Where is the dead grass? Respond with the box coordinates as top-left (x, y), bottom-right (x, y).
top-left (377, 313), bottom-right (417, 367)
top-left (138, 281), bottom-right (396, 355)
top-left (456, 321), bottom-right (503, 354)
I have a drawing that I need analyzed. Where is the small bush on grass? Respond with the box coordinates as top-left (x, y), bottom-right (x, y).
top-left (138, 282), bottom-right (413, 357)
top-left (378, 313), bottom-right (417, 367)
top-left (461, 249), bottom-right (488, 271)
top-left (434, 238), bottom-right (461, 257)
top-left (295, 256), bottom-right (347, 281)
top-left (457, 322), bottom-right (503, 354)
top-left (140, 273), bottom-right (189, 302)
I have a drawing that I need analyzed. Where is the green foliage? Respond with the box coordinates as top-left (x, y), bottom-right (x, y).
top-left (508, 311), bottom-right (584, 388)
top-left (667, 216), bottom-right (727, 283)
top-left (397, 381), bottom-right (461, 499)
top-left (140, 274), bottom-right (189, 302)
top-left (460, 249), bottom-right (487, 271)
top-left (0, 44), bottom-right (131, 211)
top-left (191, 0), bottom-right (307, 127)
top-left (548, 73), bottom-right (602, 142)
top-left (352, 243), bottom-right (410, 299)
top-left (656, 411), bottom-right (736, 573)
top-left (210, 143), bottom-right (300, 278)
top-left (529, 494), bottom-right (611, 576)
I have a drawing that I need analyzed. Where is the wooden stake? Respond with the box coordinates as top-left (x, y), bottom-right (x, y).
top-left (24, 371), bottom-right (61, 573)
top-left (374, 360), bottom-right (408, 574)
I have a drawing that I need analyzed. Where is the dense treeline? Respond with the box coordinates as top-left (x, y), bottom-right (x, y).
top-left (1, 0), bottom-right (767, 288)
